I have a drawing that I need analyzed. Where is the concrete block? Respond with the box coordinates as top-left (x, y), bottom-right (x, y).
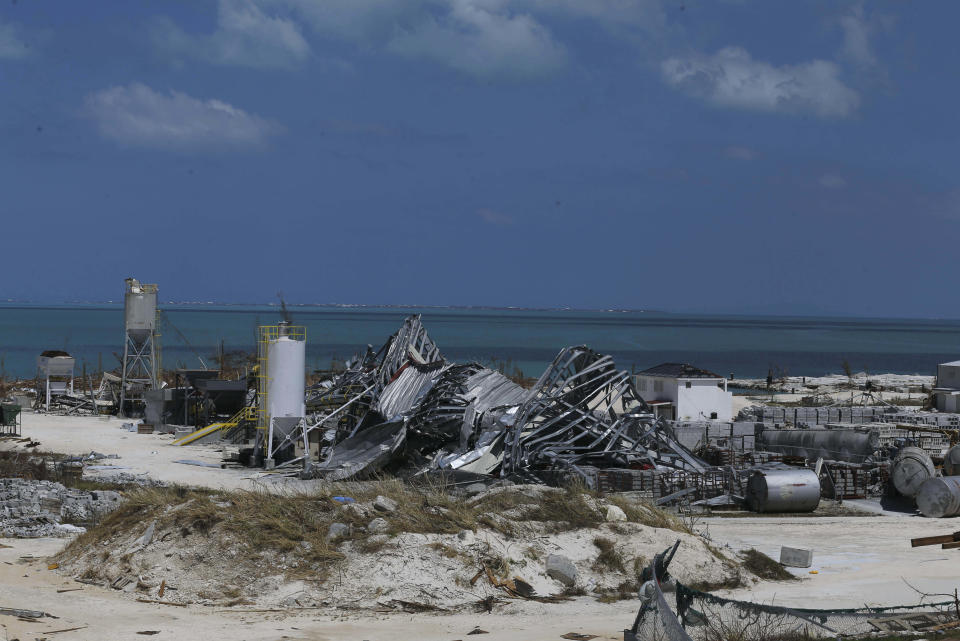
top-left (546, 554), bottom-right (578, 586)
top-left (779, 546), bottom-right (813, 568)
top-left (605, 505), bottom-right (627, 522)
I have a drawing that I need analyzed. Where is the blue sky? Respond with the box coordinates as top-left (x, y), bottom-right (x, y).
top-left (2, 1), bottom-right (957, 316)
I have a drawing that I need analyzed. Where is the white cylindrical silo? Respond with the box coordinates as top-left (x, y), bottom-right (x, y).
top-left (266, 332), bottom-right (306, 439)
top-left (124, 278), bottom-right (157, 344)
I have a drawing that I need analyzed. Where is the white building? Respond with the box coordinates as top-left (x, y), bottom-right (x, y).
top-left (934, 360), bottom-right (960, 412)
top-left (634, 363), bottom-right (733, 422)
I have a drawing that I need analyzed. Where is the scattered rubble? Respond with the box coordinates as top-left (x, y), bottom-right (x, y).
top-left (0, 478), bottom-right (123, 537)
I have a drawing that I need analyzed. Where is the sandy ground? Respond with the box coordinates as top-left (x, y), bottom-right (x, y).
top-left (3, 513), bottom-right (958, 640)
top-left (3, 413), bottom-right (264, 490)
top-left (5, 411), bottom-right (960, 638)
top-left (0, 536), bottom-right (639, 641)
top-left (707, 512), bottom-right (960, 609)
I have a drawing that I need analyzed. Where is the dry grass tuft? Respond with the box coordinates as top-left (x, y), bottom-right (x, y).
top-left (687, 573), bottom-right (744, 592)
top-left (518, 485), bottom-right (603, 531)
top-left (591, 537), bottom-right (625, 573)
top-left (740, 549), bottom-right (796, 581)
top-left (606, 495), bottom-right (692, 534)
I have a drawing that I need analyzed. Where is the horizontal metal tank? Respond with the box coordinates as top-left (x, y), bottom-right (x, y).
top-left (759, 428), bottom-right (879, 463)
top-left (916, 476), bottom-right (960, 518)
top-left (891, 447), bottom-right (935, 498)
top-left (124, 278), bottom-right (157, 340)
top-left (943, 445), bottom-right (960, 477)
top-left (746, 468), bottom-right (821, 513)
top-left (266, 324), bottom-right (306, 442)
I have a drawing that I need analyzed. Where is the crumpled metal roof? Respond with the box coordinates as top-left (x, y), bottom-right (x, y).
top-left (375, 363), bottom-right (447, 420)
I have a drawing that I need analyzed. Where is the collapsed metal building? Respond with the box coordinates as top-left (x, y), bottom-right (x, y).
top-left (197, 314), bottom-right (960, 515)
top-left (274, 315), bottom-right (710, 489)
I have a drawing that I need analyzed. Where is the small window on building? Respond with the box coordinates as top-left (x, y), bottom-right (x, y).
top-left (638, 378), bottom-right (647, 391)
top-left (654, 380), bottom-right (663, 393)
top-left (685, 381), bottom-right (691, 389)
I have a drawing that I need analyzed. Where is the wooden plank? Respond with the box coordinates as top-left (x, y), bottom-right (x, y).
top-left (911, 532), bottom-right (960, 547)
top-left (942, 541), bottom-right (960, 550)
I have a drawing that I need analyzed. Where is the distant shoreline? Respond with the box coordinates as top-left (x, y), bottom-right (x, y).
top-left (2, 300), bottom-right (960, 322)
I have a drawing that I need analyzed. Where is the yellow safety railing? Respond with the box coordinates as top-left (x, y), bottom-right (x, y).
top-left (256, 325), bottom-right (306, 432)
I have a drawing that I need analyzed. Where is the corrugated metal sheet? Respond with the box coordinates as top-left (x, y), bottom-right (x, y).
top-left (462, 368), bottom-right (528, 414)
top-left (376, 364), bottom-right (446, 420)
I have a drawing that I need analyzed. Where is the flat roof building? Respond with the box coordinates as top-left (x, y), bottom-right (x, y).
top-left (634, 362), bottom-right (732, 422)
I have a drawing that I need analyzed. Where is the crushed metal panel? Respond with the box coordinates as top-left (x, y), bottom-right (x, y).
top-left (313, 420), bottom-right (406, 481)
top-left (375, 363), bottom-right (446, 420)
top-left (502, 346), bottom-right (707, 485)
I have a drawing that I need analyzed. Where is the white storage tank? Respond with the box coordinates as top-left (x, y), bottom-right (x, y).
top-left (265, 323), bottom-right (306, 440)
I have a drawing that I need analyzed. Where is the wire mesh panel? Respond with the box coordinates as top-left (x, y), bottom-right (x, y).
top-left (626, 546), bottom-right (693, 641)
top-left (674, 583), bottom-right (958, 639)
top-left (627, 544), bottom-right (960, 641)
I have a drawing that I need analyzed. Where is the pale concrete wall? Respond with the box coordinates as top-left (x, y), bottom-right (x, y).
top-left (676, 379), bottom-right (733, 421)
top-left (938, 364), bottom-right (960, 390)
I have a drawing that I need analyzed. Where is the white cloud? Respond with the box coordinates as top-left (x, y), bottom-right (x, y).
top-left (661, 47), bottom-right (860, 118)
top-left (838, 4), bottom-right (875, 69)
top-left (260, 0), bottom-right (567, 78)
top-left (155, 0), bottom-right (670, 79)
top-left (477, 208), bottom-right (514, 225)
top-left (0, 19), bottom-right (31, 59)
top-left (83, 83), bottom-right (282, 150)
top-left (154, 0), bottom-right (310, 69)
top-left (387, 0), bottom-right (566, 79)
top-left (724, 146), bottom-right (758, 160)
top-left (837, 2), bottom-right (894, 73)
top-left (819, 174), bottom-right (847, 189)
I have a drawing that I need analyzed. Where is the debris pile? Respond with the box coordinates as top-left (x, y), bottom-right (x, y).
top-left (302, 316), bottom-right (709, 489)
top-left (0, 478), bottom-right (123, 537)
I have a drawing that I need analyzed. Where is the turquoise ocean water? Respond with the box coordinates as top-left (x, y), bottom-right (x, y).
top-left (1, 303), bottom-right (958, 380)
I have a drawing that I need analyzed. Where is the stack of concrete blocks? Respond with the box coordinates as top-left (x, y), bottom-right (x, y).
top-left (871, 423), bottom-right (950, 457)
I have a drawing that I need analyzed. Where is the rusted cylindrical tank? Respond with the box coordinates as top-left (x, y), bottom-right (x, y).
top-left (943, 445), bottom-right (960, 477)
top-left (891, 447), bottom-right (935, 498)
top-left (746, 469), bottom-right (821, 513)
top-left (916, 476), bottom-right (960, 518)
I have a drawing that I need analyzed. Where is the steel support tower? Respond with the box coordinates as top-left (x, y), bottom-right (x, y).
top-left (119, 278), bottom-right (160, 417)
